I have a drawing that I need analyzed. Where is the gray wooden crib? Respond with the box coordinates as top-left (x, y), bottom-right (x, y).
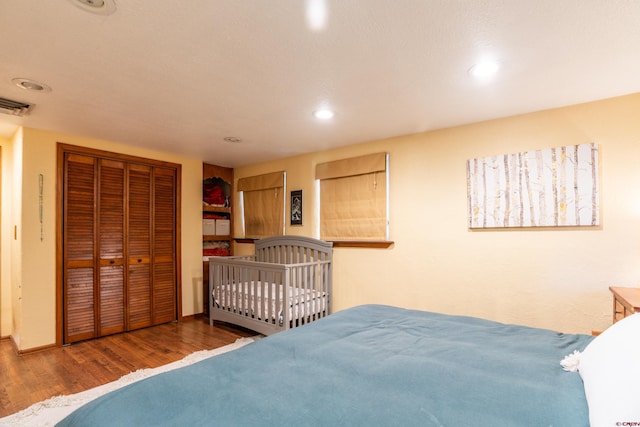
top-left (209, 235), bottom-right (333, 335)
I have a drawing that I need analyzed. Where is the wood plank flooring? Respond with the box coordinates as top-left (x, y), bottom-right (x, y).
top-left (0, 317), bottom-right (254, 418)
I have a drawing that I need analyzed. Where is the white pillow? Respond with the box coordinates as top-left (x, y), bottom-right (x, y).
top-left (578, 313), bottom-right (640, 427)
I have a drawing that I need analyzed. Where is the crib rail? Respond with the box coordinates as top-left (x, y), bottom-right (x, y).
top-left (255, 235), bottom-right (333, 265)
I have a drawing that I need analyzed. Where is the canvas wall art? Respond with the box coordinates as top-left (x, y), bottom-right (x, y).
top-left (290, 189), bottom-right (302, 225)
top-left (467, 143), bottom-right (599, 228)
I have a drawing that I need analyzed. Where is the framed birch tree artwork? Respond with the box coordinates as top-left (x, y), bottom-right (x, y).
top-left (467, 143), bottom-right (599, 228)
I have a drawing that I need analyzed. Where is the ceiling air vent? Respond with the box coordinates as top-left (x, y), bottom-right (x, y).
top-left (0, 97), bottom-right (33, 116)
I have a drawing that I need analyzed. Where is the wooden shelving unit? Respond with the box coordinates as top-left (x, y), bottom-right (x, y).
top-left (202, 163), bottom-right (233, 315)
top-left (202, 206), bottom-right (232, 241)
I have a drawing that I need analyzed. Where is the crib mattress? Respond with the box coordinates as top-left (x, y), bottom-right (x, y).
top-left (213, 283), bottom-right (327, 322)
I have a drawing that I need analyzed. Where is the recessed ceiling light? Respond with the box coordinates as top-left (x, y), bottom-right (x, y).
top-left (12, 78), bottom-right (52, 92)
top-left (305, 0), bottom-right (328, 31)
top-left (469, 61), bottom-right (500, 78)
top-left (68, 0), bottom-right (116, 15)
top-left (313, 109), bottom-right (334, 120)
top-left (223, 137), bottom-right (242, 143)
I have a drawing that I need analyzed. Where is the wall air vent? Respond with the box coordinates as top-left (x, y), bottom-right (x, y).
top-left (0, 97), bottom-right (33, 116)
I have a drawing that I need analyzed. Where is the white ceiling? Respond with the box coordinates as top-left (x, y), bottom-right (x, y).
top-left (1, 0), bottom-right (639, 167)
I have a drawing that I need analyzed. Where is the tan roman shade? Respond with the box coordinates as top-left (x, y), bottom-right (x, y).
top-left (237, 171), bottom-right (285, 238)
top-left (316, 153), bottom-right (388, 241)
top-left (315, 152), bottom-right (386, 180)
top-left (237, 171), bottom-right (285, 192)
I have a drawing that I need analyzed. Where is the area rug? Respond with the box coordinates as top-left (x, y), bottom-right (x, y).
top-left (0, 337), bottom-right (257, 427)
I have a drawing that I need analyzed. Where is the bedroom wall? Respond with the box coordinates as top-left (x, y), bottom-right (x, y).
top-left (234, 93), bottom-right (640, 335)
top-left (10, 127), bottom-right (203, 351)
top-left (0, 135), bottom-right (14, 338)
top-left (9, 129), bottom-right (23, 345)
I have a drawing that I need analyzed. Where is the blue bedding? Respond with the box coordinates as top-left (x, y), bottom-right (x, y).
top-left (57, 305), bottom-right (593, 426)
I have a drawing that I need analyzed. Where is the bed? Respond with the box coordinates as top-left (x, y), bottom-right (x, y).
top-left (208, 235), bottom-right (333, 335)
top-left (54, 304), bottom-right (639, 427)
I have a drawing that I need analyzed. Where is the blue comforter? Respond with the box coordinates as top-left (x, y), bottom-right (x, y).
top-left (57, 305), bottom-right (592, 426)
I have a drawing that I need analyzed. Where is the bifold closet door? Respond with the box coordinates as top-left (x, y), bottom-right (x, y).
top-left (63, 153), bottom-right (98, 343)
top-left (98, 159), bottom-right (126, 336)
top-left (64, 155), bottom-right (126, 343)
top-left (63, 149), bottom-right (178, 344)
top-left (127, 163), bottom-right (153, 330)
top-left (127, 164), bottom-right (178, 329)
top-left (152, 167), bottom-right (178, 325)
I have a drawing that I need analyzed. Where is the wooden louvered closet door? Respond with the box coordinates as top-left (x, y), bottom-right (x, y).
top-left (63, 153), bottom-right (98, 343)
top-left (127, 165), bottom-right (177, 328)
top-left (152, 167), bottom-right (178, 324)
top-left (61, 145), bottom-right (180, 344)
top-left (128, 164), bottom-right (153, 330)
top-left (98, 159), bottom-right (126, 336)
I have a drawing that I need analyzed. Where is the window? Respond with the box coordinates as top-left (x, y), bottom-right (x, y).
top-left (237, 171), bottom-right (285, 238)
top-left (316, 153), bottom-right (389, 241)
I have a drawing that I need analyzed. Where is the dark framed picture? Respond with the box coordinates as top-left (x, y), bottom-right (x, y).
top-left (290, 190), bottom-right (302, 225)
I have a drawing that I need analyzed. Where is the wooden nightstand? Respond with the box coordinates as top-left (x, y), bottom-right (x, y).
top-left (609, 286), bottom-right (640, 323)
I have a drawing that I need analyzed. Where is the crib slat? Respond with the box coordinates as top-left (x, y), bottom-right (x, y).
top-left (302, 263), bottom-right (309, 324)
top-left (232, 265), bottom-right (239, 315)
top-left (266, 270), bottom-right (272, 325)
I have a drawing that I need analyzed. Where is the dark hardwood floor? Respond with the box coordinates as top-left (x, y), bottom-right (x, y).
top-left (0, 317), bottom-right (254, 418)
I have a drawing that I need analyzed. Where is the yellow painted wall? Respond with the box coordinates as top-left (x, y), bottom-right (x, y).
top-left (4, 93), bottom-right (638, 346)
top-left (8, 127), bottom-right (203, 350)
top-left (235, 93), bottom-right (640, 334)
top-left (0, 135), bottom-right (14, 338)
top-left (10, 129), bottom-right (23, 345)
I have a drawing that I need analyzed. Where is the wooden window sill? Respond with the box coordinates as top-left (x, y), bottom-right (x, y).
top-left (330, 240), bottom-right (394, 248)
top-left (234, 238), bottom-right (394, 249)
top-left (234, 238), bottom-right (259, 244)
